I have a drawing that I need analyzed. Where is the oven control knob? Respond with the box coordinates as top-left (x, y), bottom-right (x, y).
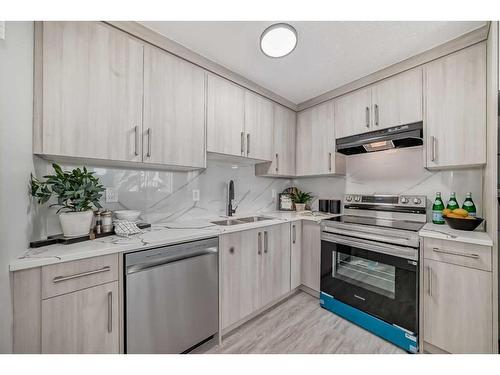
top-left (401, 197), bottom-right (409, 204)
top-left (413, 198), bottom-right (422, 205)
top-left (345, 195), bottom-right (352, 202)
top-left (354, 196), bottom-right (361, 202)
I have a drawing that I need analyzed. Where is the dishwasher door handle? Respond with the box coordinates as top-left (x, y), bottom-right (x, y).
top-left (126, 246), bottom-right (218, 274)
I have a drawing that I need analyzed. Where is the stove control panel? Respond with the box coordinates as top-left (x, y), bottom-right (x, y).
top-left (343, 194), bottom-right (426, 208)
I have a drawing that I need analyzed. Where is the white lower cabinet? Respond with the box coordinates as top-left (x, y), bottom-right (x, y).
top-left (220, 223), bottom-right (291, 331)
top-left (300, 221), bottom-right (321, 292)
top-left (42, 282), bottom-right (119, 354)
top-left (290, 221), bottom-right (303, 290)
top-left (423, 238), bottom-right (493, 354)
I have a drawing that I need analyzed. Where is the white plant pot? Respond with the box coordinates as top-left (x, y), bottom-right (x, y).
top-left (59, 210), bottom-right (94, 237)
top-left (295, 203), bottom-right (306, 212)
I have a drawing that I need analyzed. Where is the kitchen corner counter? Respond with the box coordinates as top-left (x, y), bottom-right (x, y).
top-left (418, 222), bottom-right (493, 247)
top-left (10, 211), bottom-right (339, 272)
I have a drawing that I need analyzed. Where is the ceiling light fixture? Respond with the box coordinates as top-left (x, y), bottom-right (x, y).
top-left (260, 23), bottom-right (297, 58)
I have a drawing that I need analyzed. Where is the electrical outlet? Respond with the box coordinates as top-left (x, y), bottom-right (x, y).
top-left (0, 22), bottom-right (5, 40)
top-left (192, 189), bottom-right (200, 202)
top-left (105, 188), bottom-right (118, 203)
top-left (271, 189), bottom-right (277, 199)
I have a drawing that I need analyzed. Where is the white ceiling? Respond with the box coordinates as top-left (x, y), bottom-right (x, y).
top-left (139, 21), bottom-right (486, 105)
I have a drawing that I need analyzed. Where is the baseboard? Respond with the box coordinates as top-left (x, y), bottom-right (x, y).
top-left (299, 284), bottom-right (320, 298)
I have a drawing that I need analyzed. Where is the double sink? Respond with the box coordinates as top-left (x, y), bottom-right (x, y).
top-left (211, 216), bottom-right (272, 226)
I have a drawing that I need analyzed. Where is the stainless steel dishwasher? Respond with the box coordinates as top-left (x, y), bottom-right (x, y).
top-left (125, 237), bottom-right (218, 354)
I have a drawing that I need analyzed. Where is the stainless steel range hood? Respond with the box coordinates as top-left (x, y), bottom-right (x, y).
top-left (336, 122), bottom-right (423, 155)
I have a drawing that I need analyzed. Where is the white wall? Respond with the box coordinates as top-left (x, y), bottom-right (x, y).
top-left (0, 22), bottom-right (35, 353)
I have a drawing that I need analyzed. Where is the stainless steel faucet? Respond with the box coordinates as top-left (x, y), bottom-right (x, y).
top-left (226, 180), bottom-right (236, 217)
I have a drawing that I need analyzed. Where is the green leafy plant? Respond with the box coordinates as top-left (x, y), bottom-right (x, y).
top-left (30, 164), bottom-right (105, 213)
top-left (291, 189), bottom-right (313, 204)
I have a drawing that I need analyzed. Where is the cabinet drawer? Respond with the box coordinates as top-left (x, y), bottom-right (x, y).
top-left (423, 238), bottom-right (491, 271)
top-left (42, 254), bottom-right (119, 299)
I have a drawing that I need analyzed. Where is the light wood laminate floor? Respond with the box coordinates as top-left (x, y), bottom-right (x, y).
top-left (195, 291), bottom-right (405, 354)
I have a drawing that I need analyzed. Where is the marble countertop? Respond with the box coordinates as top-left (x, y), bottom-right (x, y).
top-left (418, 222), bottom-right (493, 247)
top-left (10, 211), bottom-right (341, 271)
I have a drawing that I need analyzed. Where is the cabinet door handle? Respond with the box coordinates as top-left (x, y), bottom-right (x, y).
top-left (52, 266), bottom-right (111, 283)
top-left (258, 232), bottom-right (262, 255)
top-left (430, 136), bottom-right (436, 162)
top-left (229, 246), bottom-right (234, 254)
top-left (107, 291), bottom-right (113, 333)
top-left (134, 125), bottom-right (139, 156)
top-left (374, 104), bottom-right (379, 126)
top-left (427, 266), bottom-right (432, 297)
top-left (365, 107), bottom-right (370, 127)
top-left (146, 128), bottom-right (152, 158)
top-left (241, 131), bottom-right (245, 155)
top-left (432, 247), bottom-right (479, 259)
top-left (246, 133), bottom-right (250, 155)
top-left (292, 225), bottom-right (296, 244)
top-left (328, 152), bottom-right (332, 171)
top-left (264, 231), bottom-right (268, 253)
top-left (275, 153), bottom-right (279, 172)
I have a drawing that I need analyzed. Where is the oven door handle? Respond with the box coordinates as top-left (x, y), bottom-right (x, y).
top-left (322, 232), bottom-right (418, 261)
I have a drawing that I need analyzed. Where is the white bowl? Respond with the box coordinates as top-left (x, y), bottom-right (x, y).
top-left (114, 210), bottom-right (141, 221)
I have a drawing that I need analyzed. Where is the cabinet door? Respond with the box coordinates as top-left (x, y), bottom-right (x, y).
top-left (42, 22), bottom-right (144, 162)
top-left (296, 100), bottom-right (340, 176)
top-left (260, 224), bottom-right (291, 307)
top-left (207, 75), bottom-right (245, 157)
top-left (41, 282), bottom-right (119, 354)
top-left (424, 43), bottom-right (486, 169)
top-left (334, 87), bottom-right (372, 138)
top-left (423, 259), bottom-right (492, 353)
top-left (244, 91), bottom-right (274, 161)
top-left (371, 68), bottom-right (423, 130)
top-left (301, 221), bottom-right (321, 292)
top-left (143, 46), bottom-right (206, 168)
top-left (273, 104), bottom-right (296, 175)
top-left (290, 221), bottom-right (302, 290)
top-left (220, 229), bottom-right (260, 329)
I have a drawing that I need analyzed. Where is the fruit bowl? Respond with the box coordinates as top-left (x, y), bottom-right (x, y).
top-left (444, 216), bottom-right (483, 231)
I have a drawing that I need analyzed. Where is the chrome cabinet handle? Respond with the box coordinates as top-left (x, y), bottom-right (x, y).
top-left (431, 136), bottom-right (436, 162)
top-left (275, 153), bottom-right (279, 172)
top-left (246, 133), bottom-right (250, 155)
top-left (365, 107), bottom-right (370, 127)
top-left (146, 128), bottom-right (152, 158)
top-left (264, 231), bottom-right (268, 253)
top-left (292, 225), bottom-right (296, 244)
top-left (374, 104), bottom-right (379, 126)
top-left (328, 152), bottom-right (332, 171)
top-left (52, 266), bottom-right (111, 283)
top-left (432, 247), bottom-right (479, 259)
top-left (427, 266), bottom-right (432, 297)
top-left (241, 131), bottom-right (245, 155)
top-left (258, 232), bottom-right (262, 255)
top-left (229, 246), bottom-right (234, 254)
top-left (107, 291), bottom-right (112, 333)
top-left (134, 126), bottom-right (139, 156)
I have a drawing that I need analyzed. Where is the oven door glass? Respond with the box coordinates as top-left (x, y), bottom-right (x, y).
top-left (321, 234), bottom-right (418, 334)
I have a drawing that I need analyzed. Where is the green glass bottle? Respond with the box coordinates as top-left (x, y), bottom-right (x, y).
top-left (462, 192), bottom-right (477, 217)
top-left (446, 192), bottom-right (459, 210)
top-left (432, 192), bottom-right (445, 224)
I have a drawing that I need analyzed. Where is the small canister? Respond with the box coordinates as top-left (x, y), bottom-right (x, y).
top-left (329, 200), bottom-right (341, 214)
top-left (318, 199), bottom-right (330, 213)
top-left (101, 210), bottom-right (113, 233)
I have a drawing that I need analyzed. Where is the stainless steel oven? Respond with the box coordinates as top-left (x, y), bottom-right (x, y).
top-left (321, 232), bottom-right (418, 334)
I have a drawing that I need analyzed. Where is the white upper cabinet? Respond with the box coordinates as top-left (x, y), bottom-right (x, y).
top-left (424, 43), bottom-right (486, 169)
top-left (334, 87), bottom-right (372, 139)
top-left (244, 91), bottom-right (274, 161)
top-left (296, 100), bottom-right (345, 176)
top-left (207, 74), bottom-right (274, 161)
top-left (371, 67), bottom-right (423, 130)
top-left (335, 67), bottom-right (422, 138)
top-left (143, 45), bottom-right (206, 168)
top-left (40, 22), bottom-right (144, 162)
top-left (206, 74), bottom-right (246, 157)
top-left (255, 103), bottom-right (296, 176)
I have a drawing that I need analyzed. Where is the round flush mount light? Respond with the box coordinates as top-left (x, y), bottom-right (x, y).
top-left (260, 23), bottom-right (298, 58)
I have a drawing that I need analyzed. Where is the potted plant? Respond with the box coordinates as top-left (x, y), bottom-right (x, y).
top-left (292, 189), bottom-right (313, 212)
top-left (30, 164), bottom-right (105, 237)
